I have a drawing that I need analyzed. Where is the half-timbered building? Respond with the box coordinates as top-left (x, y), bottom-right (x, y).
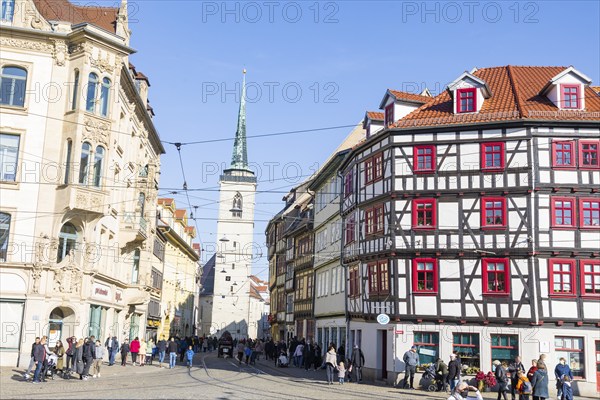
top-left (340, 66), bottom-right (600, 395)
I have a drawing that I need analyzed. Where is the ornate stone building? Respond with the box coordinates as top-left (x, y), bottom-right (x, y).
top-left (0, 0), bottom-right (165, 366)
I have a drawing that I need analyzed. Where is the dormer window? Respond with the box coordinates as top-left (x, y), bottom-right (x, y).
top-left (457, 88), bottom-right (476, 113)
top-left (384, 103), bottom-right (394, 126)
top-left (561, 85), bottom-right (580, 109)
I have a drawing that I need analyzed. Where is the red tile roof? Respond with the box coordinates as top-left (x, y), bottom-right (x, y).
top-left (394, 66), bottom-right (600, 129)
top-left (33, 0), bottom-right (118, 33)
top-left (388, 89), bottom-right (432, 104)
top-left (591, 86), bottom-right (600, 95)
top-left (158, 198), bottom-right (174, 206)
top-left (366, 111), bottom-right (384, 121)
top-left (174, 209), bottom-right (187, 219)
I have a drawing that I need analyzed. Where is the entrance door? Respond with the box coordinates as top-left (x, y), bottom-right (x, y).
top-left (48, 307), bottom-right (75, 347)
top-left (380, 330), bottom-right (388, 380)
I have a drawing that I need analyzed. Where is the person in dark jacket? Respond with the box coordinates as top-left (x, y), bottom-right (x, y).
top-left (554, 358), bottom-right (573, 400)
top-left (303, 342), bottom-right (314, 371)
top-left (106, 336), bottom-right (119, 366)
top-left (32, 337), bottom-right (47, 384)
top-left (168, 337), bottom-right (178, 369)
top-left (82, 337), bottom-right (94, 378)
top-left (23, 337), bottom-right (40, 380)
top-left (74, 338), bottom-right (86, 380)
top-left (509, 356), bottom-right (526, 400)
top-left (351, 345), bottom-right (365, 382)
top-left (65, 336), bottom-right (75, 371)
top-left (120, 339), bottom-right (130, 366)
top-left (494, 360), bottom-right (509, 400)
top-left (530, 361), bottom-right (549, 400)
top-left (157, 336), bottom-right (167, 368)
top-left (436, 358), bottom-right (449, 392)
top-left (448, 353), bottom-right (461, 392)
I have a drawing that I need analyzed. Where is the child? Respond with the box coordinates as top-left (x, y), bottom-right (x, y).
top-left (561, 376), bottom-right (573, 400)
top-left (515, 370), bottom-right (533, 400)
top-left (185, 346), bottom-right (194, 369)
top-left (338, 361), bottom-right (346, 385)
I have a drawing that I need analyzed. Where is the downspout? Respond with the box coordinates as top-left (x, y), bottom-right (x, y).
top-left (338, 170), bottom-right (350, 359)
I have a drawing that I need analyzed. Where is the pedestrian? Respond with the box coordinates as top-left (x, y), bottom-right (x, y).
top-left (338, 361), bottom-right (346, 384)
top-left (179, 338), bottom-right (187, 362)
top-left (448, 382), bottom-right (484, 400)
top-left (537, 354), bottom-right (547, 370)
top-left (53, 340), bottom-right (65, 376)
top-left (65, 336), bottom-right (75, 371)
top-left (530, 361), bottom-right (549, 400)
top-left (313, 343), bottom-right (322, 371)
top-left (293, 341), bottom-right (304, 368)
top-left (448, 353), bottom-right (461, 392)
top-left (244, 342), bottom-right (253, 365)
top-left (139, 338), bottom-right (147, 366)
top-left (82, 337), bottom-right (94, 378)
top-left (515, 370), bottom-right (533, 400)
top-left (23, 337), bottom-right (41, 380)
top-left (106, 336), bottom-right (118, 366)
top-left (325, 345), bottom-right (337, 385)
top-left (130, 337), bottom-right (140, 366)
top-left (168, 337), bottom-right (178, 369)
top-left (157, 336), bottom-right (167, 368)
top-left (527, 359), bottom-right (538, 380)
top-left (402, 345), bottom-right (419, 389)
top-left (31, 336), bottom-right (47, 384)
top-left (74, 338), bottom-right (86, 380)
top-left (146, 339), bottom-right (154, 365)
top-left (560, 376), bottom-right (573, 400)
top-left (120, 339), bottom-right (130, 366)
top-left (303, 342), bottom-right (314, 371)
top-left (494, 360), bottom-right (509, 400)
top-left (350, 345), bottom-right (365, 382)
top-left (509, 356), bottom-right (526, 400)
top-left (92, 340), bottom-right (104, 378)
top-left (436, 357), bottom-right (449, 392)
top-left (185, 345), bottom-right (194, 369)
top-left (237, 341), bottom-right (245, 364)
top-left (202, 337), bottom-right (208, 353)
top-left (554, 358), bottom-right (572, 400)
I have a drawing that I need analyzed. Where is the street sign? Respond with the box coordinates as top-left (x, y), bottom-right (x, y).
top-left (395, 330), bottom-right (404, 334)
top-left (376, 313), bottom-right (390, 325)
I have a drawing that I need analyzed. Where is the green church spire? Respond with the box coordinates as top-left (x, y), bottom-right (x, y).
top-left (230, 69), bottom-right (249, 171)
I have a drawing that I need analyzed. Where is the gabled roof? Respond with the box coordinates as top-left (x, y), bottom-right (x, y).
top-left (158, 198), bottom-right (174, 206)
top-left (447, 70), bottom-right (493, 98)
top-left (539, 65), bottom-right (592, 95)
top-left (366, 111), bottom-right (384, 121)
top-left (379, 89), bottom-right (431, 109)
top-left (393, 66), bottom-right (600, 129)
top-left (33, 0), bottom-right (118, 33)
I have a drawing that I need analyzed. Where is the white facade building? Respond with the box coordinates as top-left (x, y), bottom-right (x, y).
top-left (0, 0), bottom-right (165, 366)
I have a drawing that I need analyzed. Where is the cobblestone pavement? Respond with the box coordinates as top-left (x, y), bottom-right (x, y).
top-left (0, 352), bottom-right (571, 400)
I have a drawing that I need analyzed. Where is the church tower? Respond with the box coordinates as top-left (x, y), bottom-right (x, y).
top-left (210, 70), bottom-right (257, 339)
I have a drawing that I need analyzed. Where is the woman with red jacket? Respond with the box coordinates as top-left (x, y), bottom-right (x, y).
top-left (527, 359), bottom-right (538, 379)
top-left (130, 337), bottom-right (140, 366)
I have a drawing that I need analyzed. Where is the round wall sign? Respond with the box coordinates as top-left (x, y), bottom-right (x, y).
top-left (376, 313), bottom-right (390, 325)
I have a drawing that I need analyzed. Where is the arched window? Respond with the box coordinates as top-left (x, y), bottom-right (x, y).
top-left (1, 0), bottom-right (16, 22)
top-left (131, 249), bottom-right (140, 284)
top-left (78, 142), bottom-right (91, 184)
top-left (64, 139), bottom-right (72, 184)
top-left (99, 77), bottom-right (110, 117)
top-left (0, 66), bottom-right (27, 107)
top-left (86, 73), bottom-right (98, 112)
top-left (138, 192), bottom-right (146, 215)
top-left (0, 212), bottom-right (10, 262)
top-left (71, 69), bottom-right (79, 110)
top-left (231, 192), bottom-right (243, 218)
top-left (57, 223), bottom-right (78, 263)
top-left (93, 146), bottom-right (104, 187)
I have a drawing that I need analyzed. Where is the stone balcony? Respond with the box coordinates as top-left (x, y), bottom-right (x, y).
top-left (120, 212), bottom-right (148, 245)
top-left (56, 184), bottom-right (107, 218)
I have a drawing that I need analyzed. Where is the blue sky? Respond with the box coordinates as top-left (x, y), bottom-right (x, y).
top-left (115, 0), bottom-right (599, 278)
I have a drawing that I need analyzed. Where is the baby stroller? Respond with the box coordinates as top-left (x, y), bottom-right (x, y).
top-left (43, 354), bottom-right (58, 381)
top-left (420, 364), bottom-right (438, 391)
top-left (277, 351), bottom-right (289, 367)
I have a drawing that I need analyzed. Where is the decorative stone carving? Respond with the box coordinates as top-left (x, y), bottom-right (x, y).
top-left (68, 42), bottom-right (91, 55)
top-left (31, 263), bottom-right (43, 294)
top-left (0, 38), bottom-right (53, 53)
top-left (89, 54), bottom-right (115, 73)
top-left (53, 256), bottom-right (83, 295)
top-left (52, 40), bottom-right (68, 66)
top-left (83, 117), bottom-right (110, 146)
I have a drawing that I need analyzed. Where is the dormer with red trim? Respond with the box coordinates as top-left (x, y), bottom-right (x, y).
top-left (447, 70), bottom-right (492, 114)
top-left (539, 66), bottom-right (592, 110)
top-left (363, 111), bottom-right (384, 139)
top-left (379, 89), bottom-right (431, 126)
